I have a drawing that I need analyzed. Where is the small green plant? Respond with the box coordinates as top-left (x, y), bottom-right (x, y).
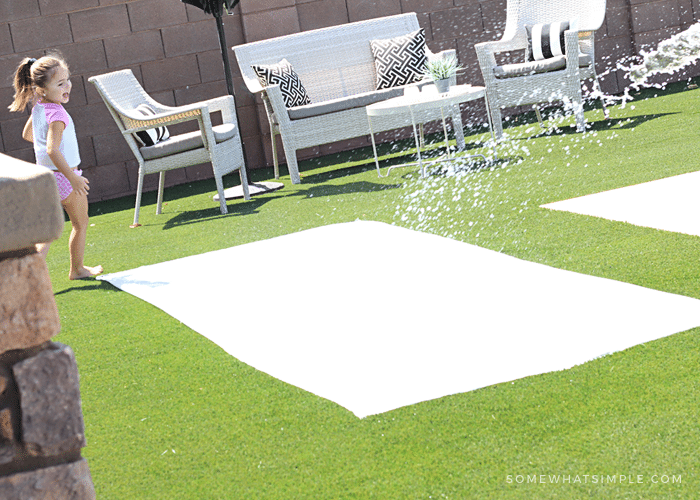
top-left (423, 55), bottom-right (463, 81)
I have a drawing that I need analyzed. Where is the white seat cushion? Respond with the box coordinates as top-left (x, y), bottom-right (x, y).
top-left (140, 123), bottom-right (237, 161)
top-left (493, 53), bottom-right (592, 79)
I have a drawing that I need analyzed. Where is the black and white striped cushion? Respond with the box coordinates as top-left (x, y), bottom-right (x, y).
top-left (133, 104), bottom-right (170, 147)
top-left (370, 29), bottom-right (427, 90)
top-left (251, 58), bottom-right (311, 108)
top-left (526, 21), bottom-right (570, 61)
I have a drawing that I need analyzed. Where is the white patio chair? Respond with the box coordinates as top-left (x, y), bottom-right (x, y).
top-left (89, 69), bottom-right (250, 227)
top-left (475, 0), bottom-right (607, 139)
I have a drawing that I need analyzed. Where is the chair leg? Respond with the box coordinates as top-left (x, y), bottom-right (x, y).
top-left (490, 105), bottom-right (504, 141)
top-left (534, 105), bottom-right (544, 128)
top-left (282, 142), bottom-right (301, 184)
top-left (573, 96), bottom-right (585, 133)
top-left (214, 173), bottom-right (228, 215)
top-left (239, 165), bottom-right (251, 201)
top-left (593, 76), bottom-right (610, 119)
top-left (450, 104), bottom-right (466, 150)
top-left (270, 123), bottom-right (280, 180)
top-left (156, 171), bottom-right (165, 215)
top-left (133, 169), bottom-right (145, 227)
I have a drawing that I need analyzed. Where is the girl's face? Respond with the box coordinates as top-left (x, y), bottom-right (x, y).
top-left (39, 65), bottom-right (72, 105)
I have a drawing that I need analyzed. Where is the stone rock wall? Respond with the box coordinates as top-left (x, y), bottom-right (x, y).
top-left (0, 155), bottom-right (96, 499)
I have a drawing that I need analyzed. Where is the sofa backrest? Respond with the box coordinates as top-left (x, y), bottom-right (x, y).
top-left (234, 13), bottom-right (420, 103)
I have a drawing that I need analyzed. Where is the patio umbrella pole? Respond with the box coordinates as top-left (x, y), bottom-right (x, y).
top-left (214, 11), bottom-right (235, 97)
top-left (182, 0), bottom-right (284, 199)
top-left (213, 6), bottom-right (284, 199)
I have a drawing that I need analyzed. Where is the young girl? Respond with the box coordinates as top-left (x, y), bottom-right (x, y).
top-left (9, 54), bottom-right (103, 280)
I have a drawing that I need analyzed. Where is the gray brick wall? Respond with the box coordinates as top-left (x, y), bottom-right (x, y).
top-left (0, 0), bottom-right (698, 203)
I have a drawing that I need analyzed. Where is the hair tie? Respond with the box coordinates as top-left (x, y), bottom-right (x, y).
top-left (27, 58), bottom-right (37, 65)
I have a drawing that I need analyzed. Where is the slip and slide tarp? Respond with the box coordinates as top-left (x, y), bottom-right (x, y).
top-left (98, 219), bottom-right (700, 418)
top-left (542, 170), bottom-right (700, 237)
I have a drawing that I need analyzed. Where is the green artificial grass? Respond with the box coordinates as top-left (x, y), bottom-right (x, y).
top-left (47, 81), bottom-right (700, 498)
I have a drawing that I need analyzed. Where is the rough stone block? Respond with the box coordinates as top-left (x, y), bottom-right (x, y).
top-left (0, 458), bottom-right (96, 499)
top-left (0, 254), bottom-right (60, 353)
top-left (0, 157), bottom-right (64, 255)
top-left (13, 344), bottom-right (86, 457)
top-left (0, 408), bottom-right (11, 441)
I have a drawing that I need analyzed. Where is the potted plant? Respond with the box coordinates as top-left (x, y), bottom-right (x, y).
top-left (423, 55), bottom-right (463, 93)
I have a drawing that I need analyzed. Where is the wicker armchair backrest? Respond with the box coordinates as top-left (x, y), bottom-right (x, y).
top-left (503, 0), bottom-right (607, 45)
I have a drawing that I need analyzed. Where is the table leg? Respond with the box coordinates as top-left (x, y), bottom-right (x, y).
top-left (368, 115), bottom-right (384, 177)
top-left (483, 93), bottom-right (498, 160)
top-left (440, 106), bottom-right (451, 158)
top-left (409, 106), bottom-right (424, 177)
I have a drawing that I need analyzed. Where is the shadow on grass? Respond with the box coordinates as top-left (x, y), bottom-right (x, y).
top-left (161, 177), bottom-right (400, 229)
top-left (505, 112), bottom-right (677, 140)
top-left (162, 196), bottom-right (270, 229)
top-left (55, 280), bottom-right (118, 296)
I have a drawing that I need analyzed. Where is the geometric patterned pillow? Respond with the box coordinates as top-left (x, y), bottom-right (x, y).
top-left (251, 58), bottom-right (311, 108)
top-left (133, 103), bottom-right (170, 147)
top-left (526, 21), bottom-right (570, 62)
top-left (370, 29), bottom-right (427, 90)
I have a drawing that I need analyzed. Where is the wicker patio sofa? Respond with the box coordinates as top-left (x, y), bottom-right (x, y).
top-left (234, 13), bottom-right (465, 184)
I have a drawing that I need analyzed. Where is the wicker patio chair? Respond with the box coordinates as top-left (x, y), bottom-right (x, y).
top-left (475, 0), bottom-right (607, 139)
top-left (89, 69), bottom-right (250, 227)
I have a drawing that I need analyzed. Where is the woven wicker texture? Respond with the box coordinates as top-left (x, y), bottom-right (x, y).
top-left (475, 0), bottom-right (607, 139)
top-left (89, 69), bottom-right (249, 226)
top-left (234, 13), bottom-right (465, 184)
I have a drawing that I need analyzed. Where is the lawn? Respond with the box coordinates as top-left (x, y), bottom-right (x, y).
top-left (47, 81), bottom-right (699, 498)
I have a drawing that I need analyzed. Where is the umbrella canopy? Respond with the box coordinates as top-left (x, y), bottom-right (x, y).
top-left (181, 0), bottom-right (239, 17)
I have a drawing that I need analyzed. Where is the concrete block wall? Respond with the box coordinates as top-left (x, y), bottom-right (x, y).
top-left (0, 154), bottom-right (96, 498)
top-left (0, 0), bottom-right (698, 202)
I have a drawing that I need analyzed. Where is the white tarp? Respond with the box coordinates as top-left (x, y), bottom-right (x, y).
top-left (98, 221), bottom-right (700, 418)
top-left (542, 171), bottom-right (700, 237)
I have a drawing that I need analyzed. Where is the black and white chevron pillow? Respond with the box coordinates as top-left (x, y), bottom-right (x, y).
top-left (251, 58), bottom-right (311, 108)
top-left (370, 29), bottom-right (427, 90)
top-left (526, 21), bottom-right (570, 61)
top-left (133, 104), bottom-right (170, 147)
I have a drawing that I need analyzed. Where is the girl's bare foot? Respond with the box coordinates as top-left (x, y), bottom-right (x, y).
top-left (69, 264), bottom-right (104, 280)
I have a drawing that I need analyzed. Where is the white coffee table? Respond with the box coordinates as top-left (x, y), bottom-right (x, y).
top-left (366, 84), bottom-right (496, 177)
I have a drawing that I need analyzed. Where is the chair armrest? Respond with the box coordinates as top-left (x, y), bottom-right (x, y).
top-left (120, 103), bottom-right (208, 134)
top-left (564, 28), bottom-right (583, 72)
top-left (262, 84), bottom-right (291, 127)
top-left (198, 95), bottom-right (237, 124)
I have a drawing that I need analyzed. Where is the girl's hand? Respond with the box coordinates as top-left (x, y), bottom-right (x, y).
top-left (68, 172), bottom-right (89, 196)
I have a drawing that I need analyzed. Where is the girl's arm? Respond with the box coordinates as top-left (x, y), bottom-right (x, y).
top-left (47, 121), bottom-right (89, 196)
top-left (22, 116), bottom-right (33, 143)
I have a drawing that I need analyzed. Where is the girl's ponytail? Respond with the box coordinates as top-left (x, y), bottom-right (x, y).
top-left (8, 57), bottom-right (37, 113)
